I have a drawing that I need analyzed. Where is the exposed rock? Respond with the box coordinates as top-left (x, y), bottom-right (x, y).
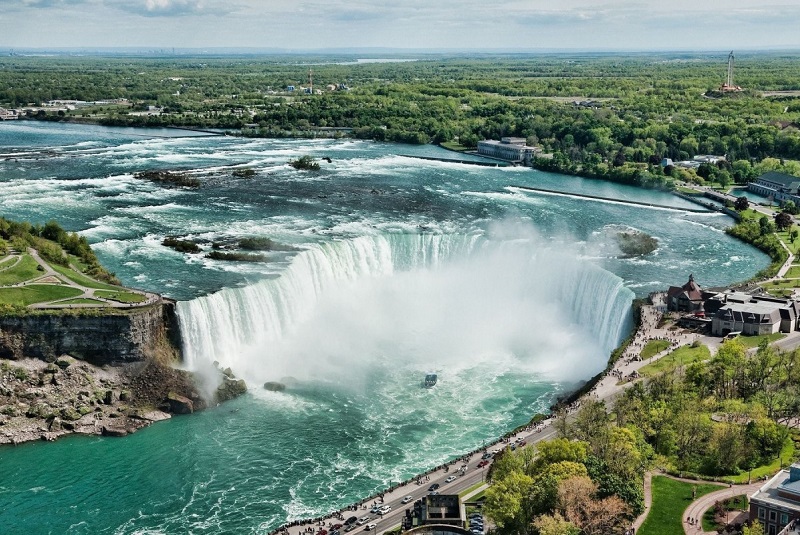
top-left (101, 426), bottom-right (129, 437)
top-left (103, 390), bottom-right (115, 405)
top-left (166, 392), bottom-right (194, 414)
top-left (61, 407), bottom-right (82, 421)
top-left (44, 363), bottom-right (60, 374)
top-left (216, 377), bottom-right (247, 402)
top-left (119, 390), bottom-right (130, 402)
top-left (264, 381), bottom-right (287, 392)
top-left (56, 355), bottom-right (76, 369)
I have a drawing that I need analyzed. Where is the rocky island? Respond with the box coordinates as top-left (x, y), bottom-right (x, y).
top-left (0, 218), bottom-right (246, 445)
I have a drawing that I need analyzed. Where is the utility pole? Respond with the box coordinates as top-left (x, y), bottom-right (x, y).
top-left (309, 68), bottom-right (313, 94)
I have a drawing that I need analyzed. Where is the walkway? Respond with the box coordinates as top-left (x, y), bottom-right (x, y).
top-left (682, 481), bottom-right (762, 534)
top-left (0, 248), bottom-right (160, 309)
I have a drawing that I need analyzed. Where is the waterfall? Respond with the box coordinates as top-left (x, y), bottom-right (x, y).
top-left (176, 232), bottom-right (634, 385)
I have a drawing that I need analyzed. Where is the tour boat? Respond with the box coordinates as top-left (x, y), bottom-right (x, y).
top-left (424, 374), bottom-right (438, 388)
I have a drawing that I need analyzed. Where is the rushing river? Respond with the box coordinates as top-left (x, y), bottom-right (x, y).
top-left (0, 122), bottom-right (768, 534)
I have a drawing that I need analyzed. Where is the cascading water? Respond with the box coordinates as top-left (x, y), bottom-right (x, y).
top-left (177, 231), bottom-right (634, 389)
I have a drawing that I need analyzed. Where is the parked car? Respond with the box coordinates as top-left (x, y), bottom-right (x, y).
top-left (357, 517), bottom-right (371, 526)
top-left (378, 505), bottom-right (391, 515)
top-left (428, 483), bottom-right (440, 491)
top-left (401, 496), bottom-right (413, 504)
top-left (428, 491), bottom-right (439, 496)
top-left (370, 505), bottom-right (381, 514)
top-left (444, 475), bottom-right (457, 483)
top-left (481, 452), bottom-right (492, 460)
top-left (345, 516), bottom-right (358, 526)
top-left (365, 524), bottom-right (377, 531)
top-left (477, 460), bottom-right (489, 468)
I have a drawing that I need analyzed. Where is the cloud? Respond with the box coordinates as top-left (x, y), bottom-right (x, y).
top-left (110, 0), bottom-right (218, 17)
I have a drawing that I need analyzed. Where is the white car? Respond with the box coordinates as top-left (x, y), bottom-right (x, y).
top-left (365, 524), bottom-right (377, 531)
top-left (401, 496), bottom-right (413, 504)
top-left (445, 475), bottom-right (457, 483)
top-left (357, 517), bottom-right (371, 526)
top-left (378, 505), bottom-right (391, 515)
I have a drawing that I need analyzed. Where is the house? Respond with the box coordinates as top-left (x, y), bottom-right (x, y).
top-left (749, 171), bottom-right (800, 204)
top-left (666, 274), bottom-right (705, 313)
top-left (749, 463), bottom-right (800, 535)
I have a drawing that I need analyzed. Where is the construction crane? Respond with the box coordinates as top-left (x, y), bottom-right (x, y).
top-left (721, 51), bottom-right (742, 92)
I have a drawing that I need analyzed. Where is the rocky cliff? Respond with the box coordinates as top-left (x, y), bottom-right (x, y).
top-left (0, 300), bottom-right (181, 366)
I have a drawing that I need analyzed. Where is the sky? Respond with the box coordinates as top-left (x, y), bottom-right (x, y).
top-left (1, 0), bottom-right (799, 51)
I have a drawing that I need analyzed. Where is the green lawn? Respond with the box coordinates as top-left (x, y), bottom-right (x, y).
top-left (727, 438), bottom-right (795, 484)
top-left (56, 298), bottom-right (107, 306)
top-left (0, 255), bottom-right (18, 269)
top-left (94, 290), bottom-right (146, 303)
top-left (439, 141), bottom-right (471, 152)
top-left (761, 278), bottom-right (800, 291)
top-left (0, 255), bottom-right (42, 286)
top-left (784, 265), bottom-right (800, 279)
top-left (0, 284), bottom-right (83, 306)
top-left (50, 263), bottom-right (120, 291)
top-left (639, 476), bottom-right (724, 535)
top-left (641, 339), bottom-right (670, 359)
top-left (736, 332), bottom-right (786, 349)
top-left (458, 481), bottom-right (486, 499)
top-left (639, 344), bottom-right (711, 377)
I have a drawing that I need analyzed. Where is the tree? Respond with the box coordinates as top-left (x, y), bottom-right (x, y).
top-left (532, 513), bottom-right (579, 535)
top-left (734, 196), bottom-right (749, 211)
top-left (556, 476), bottom-right (631, 535)
top-left (743, 519), bottom-right (765, 535)
top-left (775, 211), bottom-right (793, 231)
top-left (483, 471), bottom-right (534, 535)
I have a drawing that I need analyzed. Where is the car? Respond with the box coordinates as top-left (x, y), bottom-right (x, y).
top-left (365, 524), bottom-right (377, 531)
top-left (471, 529), bottom-right (483, 534)
top-left (370, 505), bottom-right (381, 514)
top-left (470, 521), bottom-right (484, 527)
top-left (481, 452), bottom-right (492, 460)
top-left (331, 530), bottom-right (340, 535)
top-left (344, 525), bottom-right (356, 532)
top-left (477, 460), bottom-right (489, 468)
top-left (444, 475), bottom-right (457, 483)
top-left (428, 483), bottom-right (440, 491)
top-left (428, 491), bottom-right (439, 496)
top-left (401, 496), bottom-right (413, 504)
top-left (378, 505), bottom-right (391, 515)
top-left (469, 513), bottom-right (483, 519)
top-left (332, 525), bottom-right (343, 530)
top-left (518, 441), bottom-right (526, 447)
top-left (345, 517), bottom-right (358, 526)
top-left (357, 517), bottom-right (371, 526)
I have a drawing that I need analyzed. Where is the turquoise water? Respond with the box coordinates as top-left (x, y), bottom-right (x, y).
top-left (0, 122), bottom-right (769, 534)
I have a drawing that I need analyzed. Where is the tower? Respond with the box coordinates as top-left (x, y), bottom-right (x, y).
top-left (726, 51), bottom-right (734, 88)
top-left (308, 68), bottom-right (313, 94)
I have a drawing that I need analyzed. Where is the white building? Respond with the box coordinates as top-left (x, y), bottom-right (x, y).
top-left (477, 137), bottom-right (538, 165)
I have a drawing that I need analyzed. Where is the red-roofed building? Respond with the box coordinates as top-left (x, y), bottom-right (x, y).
top-left (666, 274), bottom-right (704, 313)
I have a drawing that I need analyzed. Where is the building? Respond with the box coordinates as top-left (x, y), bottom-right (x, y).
top-left (710, 293), bottom-right (800, 336)
top-left (749, 172), bottom-right (800, 205)
top-left (666, 274), bottom-right (706, 313)
top-left (419, 495), bottom-right (465, 528)
top-left (749, 464), bottom-right (800, 535)
top-left (477, 138), bottom-right (538, 166)
top-left (0, 108), bottom-right (19, 120)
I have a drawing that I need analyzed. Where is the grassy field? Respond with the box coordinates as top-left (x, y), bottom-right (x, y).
top-left (736, 332), bottom-right (786, 348)
top-left (776, 228), bottom-right (800, 255)
top-left (727, 438), bottom-right (795, 484)
top-left (439, 141), bottom-right (471, 152)
top-left (0, 255), bottom-right (42, 286)
top-left (51, 263), bottom-right (120, 291)
top-left (639, 476), bottom-right (724, 535)
top-left (94, 290), bottom-right (146, 303)
top-left (640, 339), bottom-right (670, 359)
top-left (784, 265), bottom-right (800, 278)
top-left (0, 255), bottom-right (18, 269)
top-left (55, 298), bottom-right (107, 306)
top-left (0, 284), bottom-right (83, 306)
top-left (639, 344), bottom-right (711, 377)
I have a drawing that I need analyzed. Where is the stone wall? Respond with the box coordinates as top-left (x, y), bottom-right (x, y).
top-left (0, 300), bottom-right (182, 366)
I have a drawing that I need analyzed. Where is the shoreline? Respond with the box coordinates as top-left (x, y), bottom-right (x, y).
top-left (266, 293), bottom-right (698, 535)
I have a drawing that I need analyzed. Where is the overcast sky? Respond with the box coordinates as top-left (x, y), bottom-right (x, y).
top-left (1, 0), bottom-right (799, 51)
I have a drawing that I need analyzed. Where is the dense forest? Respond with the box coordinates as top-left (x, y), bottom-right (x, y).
top-left (2, 52), bottom-right (800, 188)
